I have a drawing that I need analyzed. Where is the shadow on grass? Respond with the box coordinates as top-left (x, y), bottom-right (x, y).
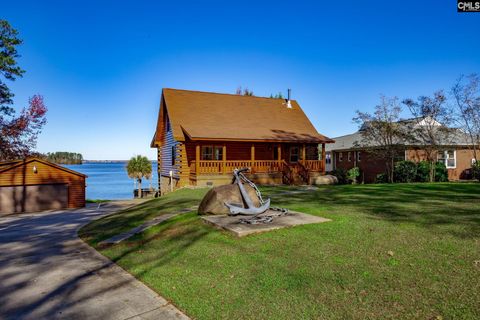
top-left (263, 183), bottom-right (480, 239)
top-left (80, 189), bottom-right (209, 244)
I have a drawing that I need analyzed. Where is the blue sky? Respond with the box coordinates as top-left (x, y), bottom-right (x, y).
top-left (3, 0), bottom-right (479, 160)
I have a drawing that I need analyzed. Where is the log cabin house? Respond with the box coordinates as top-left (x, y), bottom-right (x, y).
top-left (151, 88), bottom-right (334, 193)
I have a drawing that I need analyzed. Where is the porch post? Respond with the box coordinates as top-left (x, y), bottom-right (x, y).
top-left (321, 143), bottom-right (326, 174)
top-left (222, 144), bottom-right (227, 174)
top-left (251, 144), bottom-right (255, 172)
top-left (195, 144), bottom-right (200, 175)
top-left (302, 144), bottom-right (306, 162)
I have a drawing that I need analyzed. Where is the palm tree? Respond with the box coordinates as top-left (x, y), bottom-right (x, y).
top-left (126, 155), bottom-right (152, 198)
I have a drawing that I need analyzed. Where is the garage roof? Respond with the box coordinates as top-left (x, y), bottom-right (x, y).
top-left (0, 158), bottom-right (87, 177)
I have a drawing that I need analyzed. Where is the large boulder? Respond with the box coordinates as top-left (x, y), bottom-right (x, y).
top-left (198, 183), bottom-right (261, 215)
top-left (312, 174), bottom-right (338, 185)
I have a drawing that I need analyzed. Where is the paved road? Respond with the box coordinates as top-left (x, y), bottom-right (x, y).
top-left (0, 202), bottom-right (189, 320)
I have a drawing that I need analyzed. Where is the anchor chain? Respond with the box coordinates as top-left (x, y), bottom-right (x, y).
top-left (239, 207), bottom-right (289, 224)
top-left (238, 170), bottom-right (266, 204)
top-left (237, 169), bottom-right (289, 224)
top-left (227, 168), bottom-right (288, 224)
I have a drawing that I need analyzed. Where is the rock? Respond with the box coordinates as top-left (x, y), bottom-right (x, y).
top-left (198, 183), bottom-right (261, 215)
top-left (312, 175), bottom-right (338, 185)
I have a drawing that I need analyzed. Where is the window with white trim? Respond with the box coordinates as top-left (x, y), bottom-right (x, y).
top-left (438, 150), bottom-right (456, 168)
top-left (357, 151), bottom-right (361, 161)
top-left (339, 152), bottom-right (343, 162)
top-left (348, 152), bottom-right (352, 162)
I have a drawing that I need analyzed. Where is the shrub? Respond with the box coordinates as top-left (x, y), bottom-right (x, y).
top-left (331, 168), bottom-right (348, 184)
top-left (416, 161), bottom-right (431, 182)
top-left (394, 161), bottom-right (417, 183)
top-left (435, 162), bottom-right (448, 182)
top-left (375, 173), bottom-right (388, 183)
top-left (347, 167), bottom-right (360, 184)
top-left (472, 161), bottom-right (480, 180)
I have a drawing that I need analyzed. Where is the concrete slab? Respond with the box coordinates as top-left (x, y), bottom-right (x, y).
top-left (201, 210), bottom-right (331, 237)
top-left (0, 200), bottom-right (190, 320)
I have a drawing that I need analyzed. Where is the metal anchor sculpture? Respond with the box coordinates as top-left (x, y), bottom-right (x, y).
top-left (224, 168), bottom-right (271, 215)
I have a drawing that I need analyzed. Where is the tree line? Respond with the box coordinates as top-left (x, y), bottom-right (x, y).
top-left (353, 74), bottom-right (480, 183)
top-left (44, 152), bottom-right (84, 165)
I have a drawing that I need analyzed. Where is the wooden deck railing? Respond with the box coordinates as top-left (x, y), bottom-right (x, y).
top-left (189, 159), bottom-right (324, 175)
top-left (190, 160), bottom-right (285, 175)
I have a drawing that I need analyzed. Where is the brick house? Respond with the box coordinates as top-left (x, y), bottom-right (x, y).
top-left (325, 118), bottom-right (479, 183)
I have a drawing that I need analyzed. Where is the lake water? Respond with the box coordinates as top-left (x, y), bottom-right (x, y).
top-left (64, 162), bottom-right (158, 200)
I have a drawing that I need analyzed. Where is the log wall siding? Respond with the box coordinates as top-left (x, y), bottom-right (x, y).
top-left (0, 160), bottom-right (85, 208)
top-left (159, 115), bottom-right (179, 178)
top-left (177, 143), bottom-right (190, 186)
top-left (157, 148), bottom-right (161, 190)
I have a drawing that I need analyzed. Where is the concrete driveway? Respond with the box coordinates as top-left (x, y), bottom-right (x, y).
top-left (0, 201), bottom-right (189, 320)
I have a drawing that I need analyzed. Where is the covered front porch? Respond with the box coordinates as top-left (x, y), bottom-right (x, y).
top-left (187, 141), bottom-right (326, 185)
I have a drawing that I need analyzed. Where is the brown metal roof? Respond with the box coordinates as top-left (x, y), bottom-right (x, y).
top-left (152, 88), bottom-right (333, 145)
top-left (0, 158), bottom-right (87, 177)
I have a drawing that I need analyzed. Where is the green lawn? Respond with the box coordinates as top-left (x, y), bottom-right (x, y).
top-left (80, 183), bottom-right (480, 320)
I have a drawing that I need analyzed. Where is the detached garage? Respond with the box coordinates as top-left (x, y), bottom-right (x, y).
top-left (0, 158), bottom-right (86, 214)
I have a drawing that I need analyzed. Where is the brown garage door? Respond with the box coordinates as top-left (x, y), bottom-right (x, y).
top-left (0, 184), bottom-right (68, 214)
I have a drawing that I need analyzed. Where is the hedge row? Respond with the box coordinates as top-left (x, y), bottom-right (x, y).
top-left (378, 161), bottom-right (448, 183)
top-left (330, 160), bottom-right (450, 184)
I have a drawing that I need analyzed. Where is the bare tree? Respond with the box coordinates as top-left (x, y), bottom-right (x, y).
top-left (234, 86), bottom-right (254, 96)
top-left (402, 91), bottom-right (452, 182)
top-left (353, 96), bottom-right (409, 183)
top-left (451, 74), bottom-right (480, 162)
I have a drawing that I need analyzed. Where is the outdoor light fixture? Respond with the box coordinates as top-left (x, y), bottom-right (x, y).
top-left (33, 165), bottom-right (37, 173)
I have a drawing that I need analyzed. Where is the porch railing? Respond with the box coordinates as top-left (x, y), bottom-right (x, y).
top-left (299, 160), bottom-right (324, 172)
top-left (190, 160), bottom-right (285, 175)
top-left (190, 159), bottom-right (324, 175)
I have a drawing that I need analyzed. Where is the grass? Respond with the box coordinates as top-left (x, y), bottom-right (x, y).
top-left (80, 183), bottom-right (480, 320)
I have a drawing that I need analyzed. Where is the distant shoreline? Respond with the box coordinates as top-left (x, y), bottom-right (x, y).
top-left (80, 160), bottom-right (157, 164)
top-left (82, 160), bottom-right (127, 164)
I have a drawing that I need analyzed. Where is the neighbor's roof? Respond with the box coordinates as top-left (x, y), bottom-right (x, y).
top-left (326, 127), bottom-right (472, 152)
top-left (325, 132), bottom-right (364, 152)
top-left (152, 88), bottom-right (333, 144)
top-left (0, 158), bottom-right (87, 177)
